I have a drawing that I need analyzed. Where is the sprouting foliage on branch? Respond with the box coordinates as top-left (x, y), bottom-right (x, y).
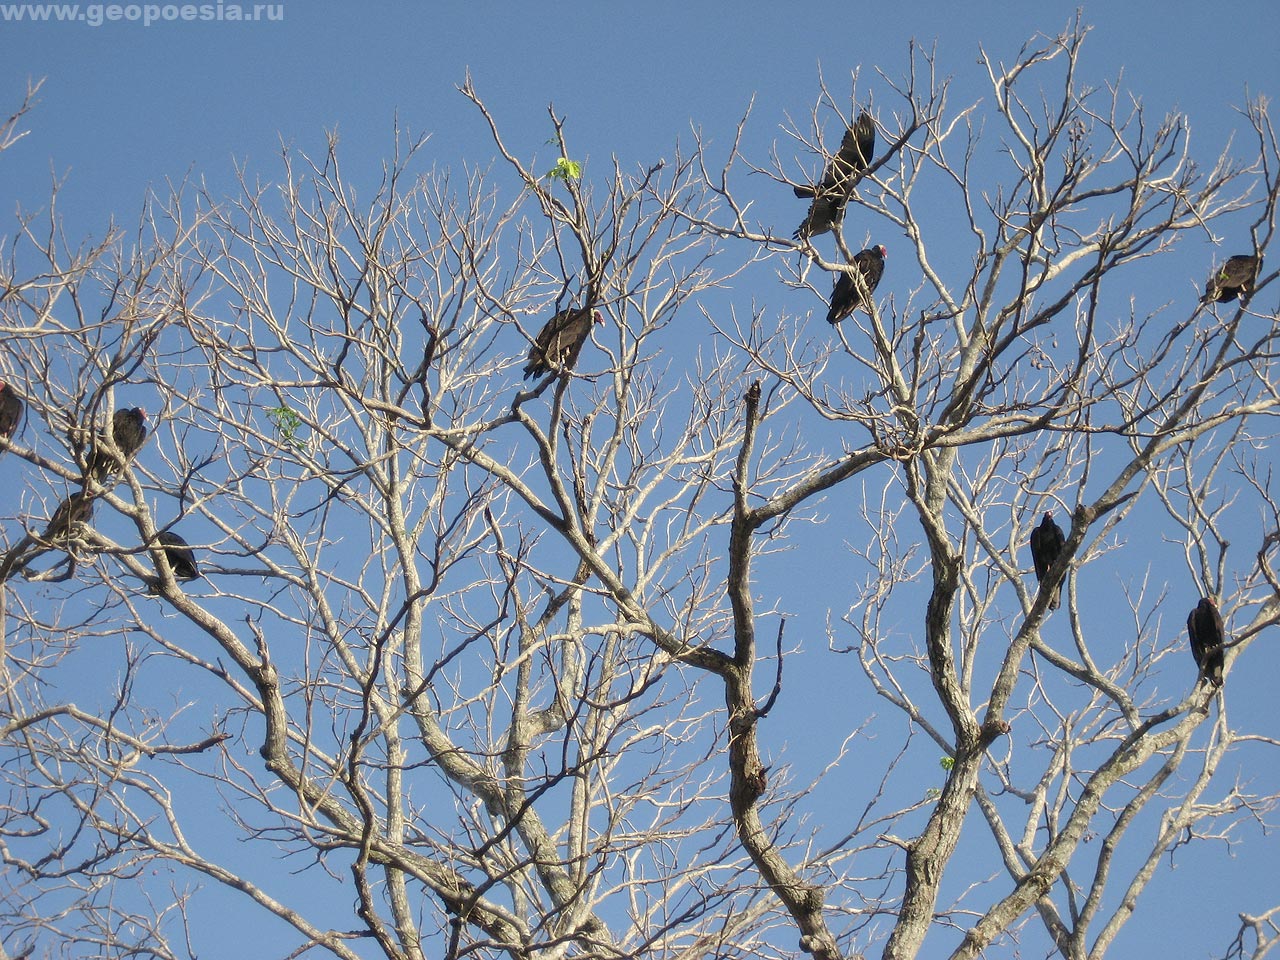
top-left (544, 155), bottom-right (582, 182)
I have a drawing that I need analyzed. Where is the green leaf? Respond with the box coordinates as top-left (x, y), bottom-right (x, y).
top-left (267, 404), bottom-right (306, 449)
top-left (939, 755), bottom-right (955, 771)
top-left (544, 156), bottom-right (582, 182)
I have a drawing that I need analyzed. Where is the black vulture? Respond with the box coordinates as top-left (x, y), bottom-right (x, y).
top-left (0, 382), bottom-right (22, 450)
top-left (1187, 597), bottom-right (1226, 686)
top-left (793, 111), bottom-right (875, 240)
top-left (827, 246), bottom-right (887, 324)
top-left (1202, 254), bottom-right (1261, 304)
top-left (523, 308), bottom-right (603, 380)
top-left (1029, 512), bottom-right (1066, 610)
top-left (157, 530), bottom-right (200, 581)
top-left (86, 407), bottom-right (148, 480)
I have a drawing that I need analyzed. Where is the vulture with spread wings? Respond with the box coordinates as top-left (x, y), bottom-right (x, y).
top-left (794, 111), bottom-right (875, 240)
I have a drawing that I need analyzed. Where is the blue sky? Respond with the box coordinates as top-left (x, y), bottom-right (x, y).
top-left (5, 2), bottom-right (1277, 239)
top-left (4, 2), bottom-right (1280, 958)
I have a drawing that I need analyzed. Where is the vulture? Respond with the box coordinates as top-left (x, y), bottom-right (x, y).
top-left (793, 111), bottom-right (876, 241)
top-left (41, 492), bottom-right (95, 542)
top-left (157, 530), bottom-right (200, 581)
top-left (1187, 597), bottom-right (1226, 686)
top-left (826, 246), bottom-right (887, 323)
top-left (1029, 512), bottom-right (1066, 610)
top-left (0, 492), bottom-right (94, 581)
top-left (0, 382), bottom-right (22, 449)
top-left (523, 308), bottom-right (603, 380)
top-left (1202, 254), bottom-right (1261, 303)
top-left (86, 407), bottom-right (148, 480)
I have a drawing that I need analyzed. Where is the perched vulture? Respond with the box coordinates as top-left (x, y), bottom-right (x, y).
top-left (523, 308), bottom-right (603, 380)
top-left (1202, 254), bottom-right (1261, 303)
top-left (1029, 512), bottom-right (1066, 610)
top-left (793, 111), bottom-right (876, 241)
top-left (87, 407), bottom-right (148, 480)
top-left (0, 382), bottom-right (23, 449)
top-left (0, 491), bottom-right (95, 581)
top-left (157, 530), bottom-right (200, 581)
top-left (1187, 597), bottom-right (1226, 686)
top-left (41, 492), bottom-right (95, 542)
top-left (826, 245), bottom-right (887, 323)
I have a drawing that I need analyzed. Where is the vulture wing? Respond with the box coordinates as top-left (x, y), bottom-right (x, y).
top-left (794, 111), bottom-right (876, 199)
top-left (849, 112), bottom-right (876, 173)
top-left (158, 530), bottom-right (200, 581)
top-left (794, 194), bottom-right (845, 240)
top-left (827, 273), bottom-right (853, 324)
top-left (827, 246), bottom-right (887, 324)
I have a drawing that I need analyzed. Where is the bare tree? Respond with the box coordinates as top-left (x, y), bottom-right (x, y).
top-left (2, 22), bottom-right (1279, 960)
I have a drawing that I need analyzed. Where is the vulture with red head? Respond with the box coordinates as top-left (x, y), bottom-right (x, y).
top-left (1202, 254), bottom-right (1261, 304)
top-left (523, 308), bottom-right (603, 380)
top-left (827, 246), bottom-right (887, 323)
top-left (1187, 597), bottom-right (1226, 686)
top-left (1029, 512), bottom-right (1066, 610)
